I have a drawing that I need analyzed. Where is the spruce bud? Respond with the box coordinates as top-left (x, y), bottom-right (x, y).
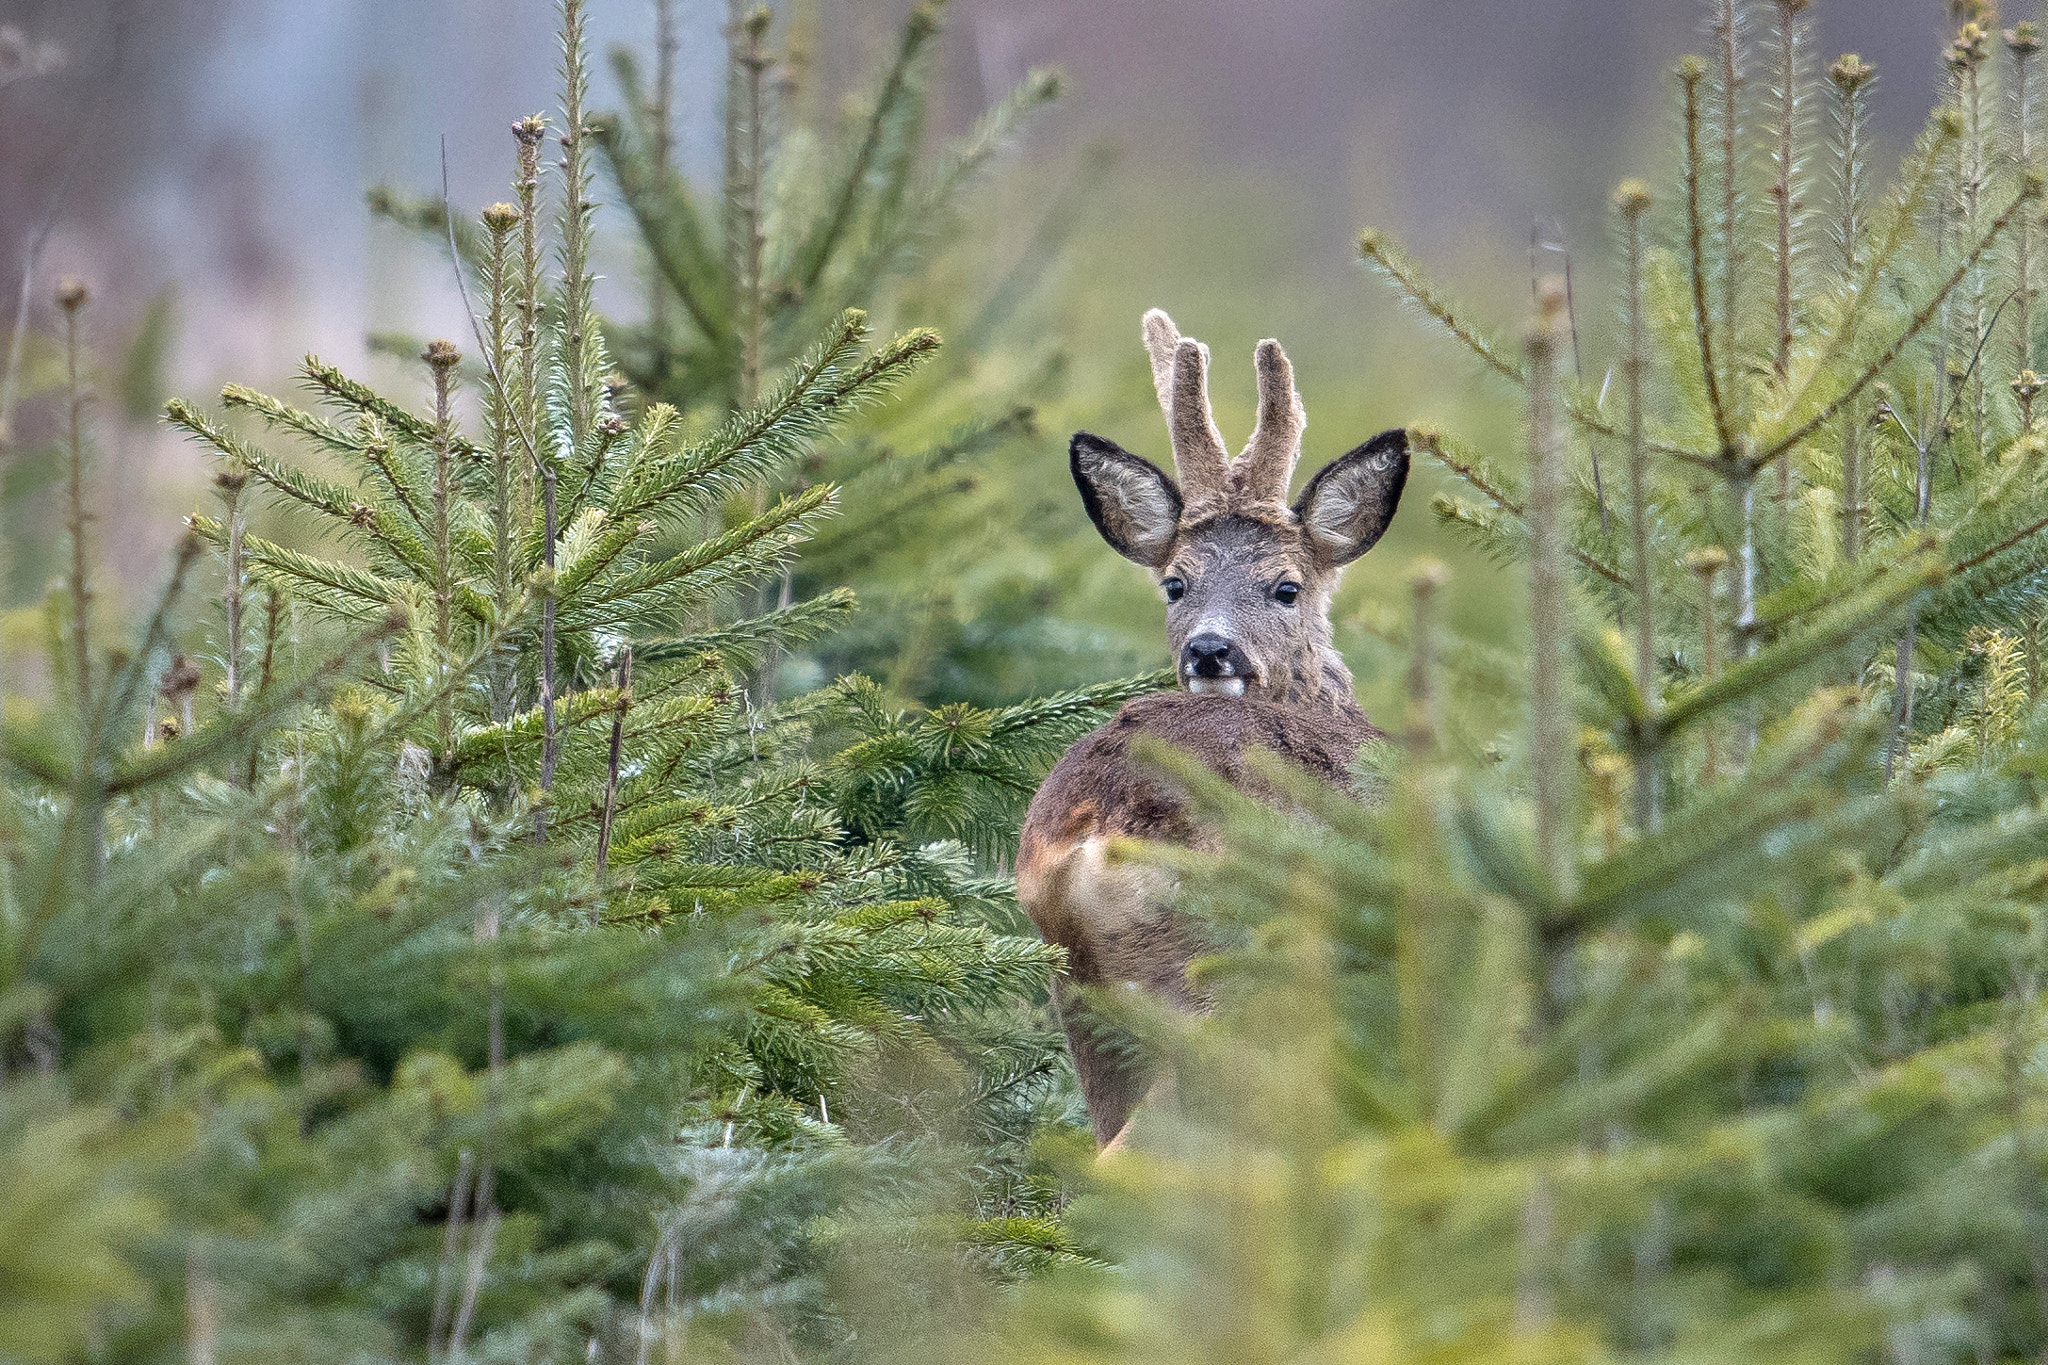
top-left (1685, 546), bottom-right (1730, 577)
top-left (1828, 54), bottom-right (1876, 91)
top-left (159, 653), bottom-right (201, 705)
top-left (1949, 23), bottom-right (1989, 70)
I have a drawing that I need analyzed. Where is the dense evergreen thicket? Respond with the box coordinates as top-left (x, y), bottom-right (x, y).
top-left (373, 0), bottom-right (1108, 705)
top-left (24, 0), bottom-right (2048, 1362)
top-left (961, 2), bottom-right (2048, 1362)
top-left (1, 4), bottom-right (1153, 1359)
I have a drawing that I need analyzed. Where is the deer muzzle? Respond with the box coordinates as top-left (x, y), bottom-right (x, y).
top-left (1182, 634), bottom-right (1252, 696)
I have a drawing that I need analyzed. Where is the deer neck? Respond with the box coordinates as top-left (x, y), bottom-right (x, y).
top-left (1267, 613), bottom-right (1362, 714)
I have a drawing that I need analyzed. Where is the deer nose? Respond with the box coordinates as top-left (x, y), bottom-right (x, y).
top-left (1183, 634), bottom-right (1237, 677)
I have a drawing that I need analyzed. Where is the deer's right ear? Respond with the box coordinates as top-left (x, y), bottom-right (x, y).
top-left (1071, 432), bottom-right (1183, 568)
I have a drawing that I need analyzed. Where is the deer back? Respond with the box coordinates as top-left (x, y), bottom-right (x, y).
top-left (1018, 691), bottom-right (1379, 958)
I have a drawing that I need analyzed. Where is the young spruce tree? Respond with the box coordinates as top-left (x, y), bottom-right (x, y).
top-left (374, 0), bottom-right (1089, 703)
top-left (953, 3), bottom-right (2048, 1363)
top-left (3, 4), bottom-right (1158, 1361)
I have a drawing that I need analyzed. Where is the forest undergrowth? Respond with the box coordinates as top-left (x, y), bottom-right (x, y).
top-left (15, 0), bottom-right (2048, 1362)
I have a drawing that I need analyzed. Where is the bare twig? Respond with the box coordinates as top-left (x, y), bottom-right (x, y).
top-left (447, 1187), bottom-right (498, 1364)
top-left (428, 1150), bottom-right (477, 1362)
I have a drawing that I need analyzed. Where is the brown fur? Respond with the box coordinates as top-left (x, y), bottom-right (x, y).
top-left (1018, 692), bottom-right (1380, 1145)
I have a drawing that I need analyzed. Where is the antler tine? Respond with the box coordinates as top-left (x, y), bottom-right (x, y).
top-left (1169, 337), bottom-right (1231, 500)
top-left (1233, 338), bottom-right (1306, 503)
top-left (1142, 308), bottom-right (1182, 419)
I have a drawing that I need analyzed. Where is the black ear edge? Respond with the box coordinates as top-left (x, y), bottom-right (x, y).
top-left (1070, 432), bottom-right (1183, 567)
top-left (1292, 427), bottom-right (1410, 566)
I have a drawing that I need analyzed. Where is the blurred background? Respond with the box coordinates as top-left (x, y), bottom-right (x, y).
top-left (0, 0), bottom-right (1957, 711)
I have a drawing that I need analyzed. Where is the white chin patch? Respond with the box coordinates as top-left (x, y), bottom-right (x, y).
top-left (1186, 677), bottom-right (1247, 697)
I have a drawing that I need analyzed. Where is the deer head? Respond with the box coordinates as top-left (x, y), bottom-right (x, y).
top-left (1070, 309), bottom-right (1409, 708)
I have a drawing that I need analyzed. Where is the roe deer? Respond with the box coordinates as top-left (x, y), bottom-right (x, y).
top-left (1018, 309), bottom-right (1408, 1149)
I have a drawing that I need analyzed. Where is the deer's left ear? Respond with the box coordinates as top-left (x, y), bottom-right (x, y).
top-left (1293, 429), bottom-right (1409, 566)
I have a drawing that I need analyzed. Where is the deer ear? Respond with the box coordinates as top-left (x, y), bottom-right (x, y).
top-left (1071, 432), bottom-right (1183, 568)
top-left (1293, 428), bottom-right (1409, 566)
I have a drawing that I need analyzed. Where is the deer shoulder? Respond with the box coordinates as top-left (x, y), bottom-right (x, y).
top-left (1018, 691), bottom-right (1378, 988)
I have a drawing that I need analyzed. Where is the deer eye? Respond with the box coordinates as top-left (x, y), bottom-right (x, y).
top-left (1274, 581), bottom-right (1301, 606)
top-left (1161, 576), bottom-right (1186, 603)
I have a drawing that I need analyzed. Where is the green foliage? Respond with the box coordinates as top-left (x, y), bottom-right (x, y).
top-left (45, 0), bottom-right (2048, 1360)
top-left (943, 4), bottom-right (2048, 1363)
top-left (0, 3), bottom-right (1155, 1359)
top-left (373, 0), bottom-right (1107, 705)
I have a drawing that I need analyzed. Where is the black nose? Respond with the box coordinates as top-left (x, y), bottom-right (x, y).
top-left (1184, 634), bottom-right (1235, 677)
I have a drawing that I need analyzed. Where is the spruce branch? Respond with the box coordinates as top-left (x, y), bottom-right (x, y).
top-left (650, 0), bottom-right (679, 337)
top-left (167, 400), bottom-right (440, 584)
top-left (1359, 228), bottom-right (1522, 384)
top-left (301, 358), bottom-right (485, 467)
top-left (1792, 108), bottom-right (1957, 397)
top-left (556, 0), bottom-right (601, 458)
top-left (732, 6), bottom-right (770, 411)
top-left (836, 64), bottom-right (1063, 307)
top-left (1769, 0), bottom-right (1812, 385)
top-left (106, 609), bottom-right (407, 795)
top-left (1527, 283), bottom-right (1574, 895)
top-left (1712, 0), bottom-right (1748, 385)
top-left (1756, 176), bottom-right (2040, 469)
top-left (2010, 25), bottom-right (2041, 386)
top-left (1768, 0), bottom-right (1813, 499)
top-left (593, 108), bottom-right (730, 348)
top-left (1362, 227), bottom-right (1715, 467)
top-left (1953, 21), bottom-right (1995, 459)
top-left (1411, 427), bottom-right (1632, 589)
top-left (634, 587), bottom-right (858, 670)
top-left (1831, 51), bottom-right (1873, 564)
top-left (608, 311), bottom-right (935, 528)
top-left (1657, 543), bottom-right (1942, 741)
top-left (1828, 54), bottom-right (1876, 280)
top-left (561, 483), bottom-right (835, 627)
top-left (594, 646), bottom-right (632, 884)
top-left (58, 278), bottom-right (91, 710)
top-left (482, 203), bottom-right (522, 723)
top-left (1680, 58), bottom-right (1741, 464)
top-left (187, 518), bottom-right (406, 619)
top-left (426, 340), bottom-right (462, 755)
top-left (1620, 181), bottom-right (1660, 830)
top-left (218, 383), bottom-right (366, 460)
top-left (784, 0), bottom-right (942, 299)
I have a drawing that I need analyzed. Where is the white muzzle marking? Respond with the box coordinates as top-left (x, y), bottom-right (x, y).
top-left (1186, 677), bottom-right (1247, 697)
